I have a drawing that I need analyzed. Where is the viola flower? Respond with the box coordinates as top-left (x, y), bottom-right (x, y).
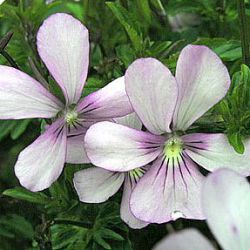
top-left (153, 169), bottom-right (250, 250)
top-left (0, 13), bottom-right (132, 191)
top-left (85, 45), bottom-right (250, 224)
top-left (73, 113), bottom-right (149, 229)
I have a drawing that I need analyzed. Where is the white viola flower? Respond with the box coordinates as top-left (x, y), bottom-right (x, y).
top-left (73, 113), bottom-right (149, 229)
top-left (153, 169), bottom-right (250, 250)
top-left (84, 45), bottom-right (250, 224)
top-left (0, 13), bottom-right (133, 191)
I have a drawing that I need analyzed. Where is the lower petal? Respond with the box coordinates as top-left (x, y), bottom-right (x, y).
top-left (15, 119), bottom-right (67, 191)
top-left (130, 155), bottom-right (205, 223)
top-left (120, 176), bottom-right (149, 229)
top-left (183, 133), bottom-right (250, 176)
top-left (73, 167), bottom-right (125, 203)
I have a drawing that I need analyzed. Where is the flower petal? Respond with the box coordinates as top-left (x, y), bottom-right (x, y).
top-left (173, 45), bottom-right (230, 131)
top-left (66, 133), bottom-right (90, 164)
top-left (153, 229), bottom-right (214, 250)
top-left (202, 169), bottom-right (250, 250)
top-left (0, 66), bottom-right (62, 119)
top-left (85, 121), bottom-right (164, 172)
top-left (15, 119), bottom-right (67, 191)
top-left (73, 167), bottom-right (125, 203)
top-left (183, 133), bottom-right (250, 176)
top-left (37, 13), bottom-right (89, 104)
top-left (125, 58), bottom-right (178, 134)
top-left (77, 77), bottom-right (133, 119)
top-left (120, 175), bottom-right (149, 229)
top-left (114, 112), bottom-right (142, 130)
top-left (130, 155), bottom-right (205, 223)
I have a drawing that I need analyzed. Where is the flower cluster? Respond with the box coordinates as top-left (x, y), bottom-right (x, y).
top-left (0, 13), bottom-right (250, 229)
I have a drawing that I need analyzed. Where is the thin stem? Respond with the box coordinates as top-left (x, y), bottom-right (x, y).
top-left (1, 50), bottom-right (19, 69)
top-left (237, 0), bottom-right (250, 66)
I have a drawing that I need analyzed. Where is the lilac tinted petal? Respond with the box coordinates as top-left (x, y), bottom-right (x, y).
top-left (202, 169), bottom-right (250, 250)
top-left (85, 121), bottom-right (164, 172)
top-left (73, 167), bottom-right (125, 203)
top-left (120, 176), bottom-right (149, 229)
top-left (15, 119), bottom-right (67, 191)
top-left (183, 133), bottom-right (250, 176)
top-left (125, 58), bottom-right (178, 134)
top-left (173, 45), bottom-right (230, 131)
top-left (114, 112), bottom-right (142, 130)
top-left (153, 229), bottom-right (214, 250)
top-left (130, 155), bottom-right (205, 223)
top-left (0, 66), bottom-right (62, 119)
top-left (37, 13), bottom-right (89, 104)
top-left (77, 77), bottom-right (133, 119)
top-left (66, 133), bottom-right (90, 164)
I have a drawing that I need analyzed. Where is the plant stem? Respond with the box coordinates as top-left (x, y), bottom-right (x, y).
top-left (1, 50), bottom-right (19, 69)
top-left (237, 0), bottom-right (250, 66)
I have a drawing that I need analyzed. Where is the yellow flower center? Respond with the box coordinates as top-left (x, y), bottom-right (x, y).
top-left (65, 109), bottom-right (78, 126)
top-left (164, 136), bottom-right (183, 159)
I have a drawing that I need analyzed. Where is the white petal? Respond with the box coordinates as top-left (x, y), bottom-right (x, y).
top-left (202, 169), bottom-right (250, 250)
top-left (37, 13), bottom-right (89, 104)
top-left (15, 119), bottom-right (67, 191)
top-left (153, 229), bottom-right (214, 250)
top-left (0, 66), bottom-right (62, 119)
top-left (73, 168), bottom-right (125, 203)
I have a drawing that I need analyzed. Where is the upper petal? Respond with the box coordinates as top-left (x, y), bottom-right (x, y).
top-left (173, 45), bottom-right (230, 131)
top-left (183, 133), bottom-right (250, 176)
top-left (125, 58), bottom-right (178, 134)
top-left (120, 175), bottom-right (149, 229)
top-left (77, 77), bottom-right (133, 119)
top-left (15, 119), bottom-right (67, 191)
top-left (73, 167), bottom-right (125, 203)
top-left (0, 66), bottom-right (62, 119)
top-left (37, 13), bottom-right (89, 104)
top-left (130, 155), bottom-right (205, 223)
top-left (153, 229), bottom-right (214, 250)
top-left (85, 121), bottom-right (164, 171)
top-left (202, 169), bottom-right (250, 250)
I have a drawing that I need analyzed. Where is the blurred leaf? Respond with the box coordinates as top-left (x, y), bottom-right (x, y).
top-left (106, 2), bottom-right (144, 52)
top-left (3, 187), bottom-right (50, 204)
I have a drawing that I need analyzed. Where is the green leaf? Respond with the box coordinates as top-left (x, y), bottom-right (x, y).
top-left (228, 132), bottom-right (245, 154)
top-left (3, 187), bottom-right (50, 204)
top-left (93, 234), bottom-right (111, 250)
top-left (99, 228), bottom-right (124, 241)
top-left (106, 2), bottom-right (143, 52)
top-left (10, 119), bottom-right (31, 140)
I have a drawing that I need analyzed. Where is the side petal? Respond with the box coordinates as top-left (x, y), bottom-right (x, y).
top-left (0, 66), bottom-right (62, 119)
top-left (120, 175), bottom-right (149, 229)
top-left (130, 155), bottom-right (205, 223)
top-left (15, 119), bottom-right (67, 191)
top-left (173, 45), bottom-right (230, 131)
top-left (114, 112), bottom-right (142, 130)
top-left (37, 13), bottom-right (89, 104)
top-left (85, 121), bottom-right (164, 172)
top-left (153, 229), bottom-right (214, 250)
top-left (73, 168), bottom-right (125, 203)
top-left (125, 58), bottom-right (178, 134)
top-left (202, 169), bottom-right (250, 250)
top-left (77, 77), bottom-right (133, 119)
top-left (183, 133), bottom-right (250, 176)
